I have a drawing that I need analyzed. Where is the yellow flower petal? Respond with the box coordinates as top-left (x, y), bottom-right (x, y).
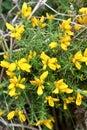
top-left (8, 63), bottom-right (16, 71)
top-left (37, 86), bottom-right (44, 95)
top-left (76, 92), bottom-right (83, 106)
top-left (6, 23), bottom-right (15, 31)
top-left (40, 71), bottom-right (48, 81)
top-left (7, 111), bottom-right (15, 120)
top-left (8, 83), bottom-right (15, 89)
top-left (53, 88), bottom-right (59, 94)
top-left (63, 102), bottom-right (67, 110)
top-left (49, 42), bottom-right (58, 49)
top-left (75, 61), bottom-right (81, 70)
top-left (74, 24), bottom-right (83, 30)
top-left (79, 7), bottom-right (87, 14)
top-left (18, 110), bottom-right (26, 122)
top-left (18, 84), bottom-right (25, 89)
top-left (0, 60), bottom-right (10, 68)
top-left (65, 88), bottom-right (73, 93)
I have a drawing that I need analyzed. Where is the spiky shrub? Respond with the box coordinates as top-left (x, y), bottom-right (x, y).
top-left (0, 2), bottom-right (87, 130)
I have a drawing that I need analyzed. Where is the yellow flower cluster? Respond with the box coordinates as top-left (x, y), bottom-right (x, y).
top-left (63, 89), bottom-right (87, 109)
top-left (40, 52), bottom-right (61, 70)
top-left (53, 79), bottom-right (73, 94)
top-left (60, 18), bottom-right (74, 50)
top-left (31, 16), bottom-right (46, 28)
top-left (77, 7), bottom-right (87, 24)
top-left (44, 96), bottom-right (59, 107)
top-left (35, 117), bottom-right (55, 130)
top-left (49, 42), bottom-right (58, 49)
top-left (0, 56), bottom-right (32, 98)
top-left (6, 2), bottom-right (55, 40)
top-left (8, 75), bottom-right (26, 97)
top-left (76, 90), bottom-right (87, 106)
top-left (7, 109), bottom-right (26, 122)
top-left (6, 23), bottom-right (24, 40)
top-left (64, 96), bottom-right (75, 109)
top-left (27, 50), bottom-right (37, 62)
top-left (74, 24), bottom-right (83, 31)
top-left (21, 2), bottom-right (32, 18)
top-left (0, 58), bottom-right (31, 75)
top-left (31, 12), bottom-right (54, 28)
top-left (72, 49), bottom-right (87, 70)
top-left (46, 13), bottom-right (54, 20)
top-left (30, 71), bottom-right (48, 95)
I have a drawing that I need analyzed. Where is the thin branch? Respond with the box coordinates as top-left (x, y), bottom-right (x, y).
top-left (12, 15), bottom-right (18, 25)
top-left (9, 37), bottom-right (13, 59)
top-left (73, 27), bottom-right (87, 39)
top-left (0, 48), bottom-right (24, 56)
top-left (0, 13), bottom-right (6, 23)
top-left (0, 117), bottom-right (8, 126)
top-left (7, 5), bottom-right (18, 18)
top-left (0, 68), bottom-right (4, 81)
top-left (28, 0), bottom-right (47, 20)
top-left (0, 117), bottom-right (38, 130)
top-left (0, 31), bottom-right (9, 52)
top-left (9, 123), bottom-right (38, 130)
top-left (44, 2), bottom-right (75, 17)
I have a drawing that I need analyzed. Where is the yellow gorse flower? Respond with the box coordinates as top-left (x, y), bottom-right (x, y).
top-left (16, 58), bottom-right (32, 72)
top-left (7, 110), bottom-right (26, 122)
top-left (0, 60), bottom-right (16, 72)
top-left (40, 52), bottom-right (61, 70)
top-left (83, 48), bottom-right (87, 65)
top-left (77, 8), bottom-right (87, 24)
top-left (49, 42), bottom-right (58, 49)
top-left (74, 24), bottom-right (83, 30)
top-left (53, 79), bottom-right (73, 94)
top-left (35, 117), bottom-right (55, 130)
top-left (30, 71), bottom-right (48, 95)
top-left (60, 18), bottom-right (74, 36)
top-left (79, 7), bottom-right (87, 14)
top-left (18, 110), bottom-right (26, 122)
top-left (44, 96), bottom-right (59, 107)
top-left (72, 50), bottom-right (86, 70)
top-left (7, 111), bottom-right (15, 120)
top-left (6, 70), bottom-right (15, 78)
top-left (21, 2), bottom-right (32, 18)
top-left (31, 17), bottom-right (39, 27)
top-left (65, 97), bottom-right (75, 104)
top-left (8, 75), bottom-right (26, 97)
top-left (63, 97), bottom-right (75, 110)
top-left (76, 92), bottom-right (83, 106)
top-left (30, 71), bottom-right (48, 96)
top-left (76, 90), bottom-right (87, 106)
top-left (3, 53), bottom-right (9, 59)
top-left (6, 23), bottom-right (24, 40)
top-left (31, 16), bottom-right (46, 28)
top-left (46, 13), bottom-right (54, 20)
top-left (77, 16), bottom-right (87, 24)
top-left (0, 60), bottom-right (10, 69)
top-left (0, 58), bottom-right (31, 73)
top-left (27, 50), bottom-right (37, 61)
top-left (59, 18), bottom-right (74, 51)
top-left (61, 18), bottom-right (72, 30)
top-left (60, 35), bottom-right (71, 50)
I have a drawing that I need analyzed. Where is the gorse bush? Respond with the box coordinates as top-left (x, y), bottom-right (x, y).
top-left (0, 1), bottom-right (87, 130)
